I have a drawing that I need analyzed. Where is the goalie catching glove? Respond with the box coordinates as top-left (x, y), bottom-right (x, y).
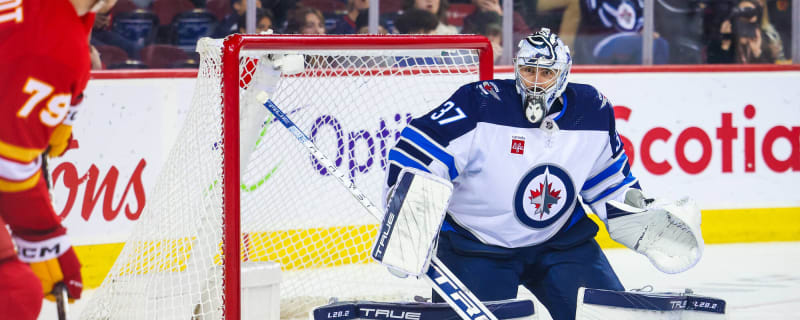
top-left (13, 226), bottom-right (83, 302)
top-left (606, 189), bottom-right (704, 274)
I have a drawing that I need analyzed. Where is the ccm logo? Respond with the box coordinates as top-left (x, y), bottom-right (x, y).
top-left (19, 244), bottom-right (62, 260)
top-left (361, 308), bottom-right (421, 320)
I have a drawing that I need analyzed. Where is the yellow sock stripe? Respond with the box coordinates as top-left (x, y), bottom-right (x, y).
top-left (0, 170), bottom-right (41, 192)
top-left (0, 138), bottom-right (44, 163)
top-left (75, 207), bottom-right (800, 289)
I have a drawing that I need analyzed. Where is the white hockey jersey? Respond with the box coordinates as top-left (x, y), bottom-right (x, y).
top-left (384, 79), bottom-right (639, 248)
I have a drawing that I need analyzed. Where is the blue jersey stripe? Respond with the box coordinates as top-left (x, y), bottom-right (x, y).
top-left (388, 150), bottom-right (431, 173)
top-left (401, 127), bottom-right (459, 180)
top-left (588, 173), bottom-right (638, 205)
top-left (396, 139), bottom-right (434, 166)
top-left (582, 154), bottom-right (629, 191)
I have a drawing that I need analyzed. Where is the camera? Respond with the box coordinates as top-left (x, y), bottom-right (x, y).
top-left (727, 6), bottom-right (759, 20)
top-left (726, 3), bottom-right (762, 38)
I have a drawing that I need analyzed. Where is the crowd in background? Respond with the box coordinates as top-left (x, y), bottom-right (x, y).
top-left (90, 0), bottom-right (795, 69)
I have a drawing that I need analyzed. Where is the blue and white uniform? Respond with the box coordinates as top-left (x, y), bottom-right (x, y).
top-left (384, 79), bottom-right (636, 320)
top-left (385, 79), bottom-right (639, 247)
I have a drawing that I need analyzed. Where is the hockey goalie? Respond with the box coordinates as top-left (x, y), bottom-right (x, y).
top-left (364, 28), bottom-right (705, 320)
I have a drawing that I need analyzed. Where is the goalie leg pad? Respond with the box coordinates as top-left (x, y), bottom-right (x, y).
top-left (576, 287), bottom-right (727, 319)
top-left (371, 168), bottom-right (453, 277)
top-left (311, 299), bottom-right (534, 320)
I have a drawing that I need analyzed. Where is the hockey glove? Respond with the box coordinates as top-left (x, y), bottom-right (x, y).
top-left (48, 102), bottom-right (80, 158)
top-left (13, 227), bottom-right (83, 302)
top-left (606, 189), bottom-right (704, 274)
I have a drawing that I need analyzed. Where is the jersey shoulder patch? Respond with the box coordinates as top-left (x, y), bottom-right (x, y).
top-left (475, 80), bottom-right (503, 101)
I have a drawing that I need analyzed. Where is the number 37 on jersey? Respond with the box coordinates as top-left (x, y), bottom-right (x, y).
top-left (430, 101), bottom-right (466, 125)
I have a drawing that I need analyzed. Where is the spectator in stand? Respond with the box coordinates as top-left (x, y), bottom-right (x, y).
top-left (394, 8), bottom-right (440, 34)
top-left (237, 8), bottom-right (274, 34)
top-left (403, 0), bottom-right (458, 34)
top-left (285, 5), bottom-right (326, 34)
top-left (764, 0), bottom-right (791, 60)
top-left (392, 9), bottom-right (442, 67)
top-left (707, 0), bottom-right (784, 64)
top-left (215, 0), bottom-right (262, 37)
top-left (355, 9), bottom-right (390, 34)
top-left (462, 10), bottom-right (503, 63)
top-left (285, 5), bottom-right (327, 67)
top-left (515, 0), bottom-right (581, 49)
top-left (90, 0), bottom-right (141, 59)
top-left (469, 0), bottom-right (531, 46)
top-left (572, 0), bottom-right (670, 64)
top-left (331, 0), bottom-right (370, 34)
top-left (260, 0), bottom-right (298, 32)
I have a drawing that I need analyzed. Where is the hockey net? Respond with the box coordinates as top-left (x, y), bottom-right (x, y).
top-left (81, 35), bottom-right (492, 320)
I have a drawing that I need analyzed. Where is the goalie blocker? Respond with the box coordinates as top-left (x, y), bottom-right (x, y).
top-left (371, 168), bottom-right (453, 277)
top-left (311, 299), bottom-right (535, 320)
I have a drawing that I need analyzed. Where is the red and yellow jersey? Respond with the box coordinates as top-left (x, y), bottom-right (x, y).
top-left (0, 0), bottom-right (93, 192)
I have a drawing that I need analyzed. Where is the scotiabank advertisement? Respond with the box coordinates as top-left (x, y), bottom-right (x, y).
top-left (568, 70), bottom-right (800, 209)
top-left (49, 68), bottom-right (800, 246)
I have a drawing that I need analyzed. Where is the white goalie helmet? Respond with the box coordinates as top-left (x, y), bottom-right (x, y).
top-left (514, 28), bottom-right (572, 123)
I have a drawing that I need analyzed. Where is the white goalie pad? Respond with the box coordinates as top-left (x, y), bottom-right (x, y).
top-left (371, 168), bottom-right (453, 277)
top-left (606, 189), bottom-right (704, 274)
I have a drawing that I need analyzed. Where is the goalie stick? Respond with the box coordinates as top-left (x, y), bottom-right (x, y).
top-left (257, 91), bottom-right (498, 320)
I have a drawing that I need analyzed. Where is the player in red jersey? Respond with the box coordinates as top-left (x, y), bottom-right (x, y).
top-left (0, 0), bottom-right (114, 318)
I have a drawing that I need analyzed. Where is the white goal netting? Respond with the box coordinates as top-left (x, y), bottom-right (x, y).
top-left (82, 35), bottom-right (490, 320)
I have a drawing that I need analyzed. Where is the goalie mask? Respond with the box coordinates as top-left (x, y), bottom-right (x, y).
top-left (515, 28), bottom-right (572, 123)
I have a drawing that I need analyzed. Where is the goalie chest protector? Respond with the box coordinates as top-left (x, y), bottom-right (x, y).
top-left (386, 79), bottom-right (630, 248)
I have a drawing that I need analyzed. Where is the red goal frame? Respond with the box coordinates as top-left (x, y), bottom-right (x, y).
top-left (219, 34), bottom-right (494, 319)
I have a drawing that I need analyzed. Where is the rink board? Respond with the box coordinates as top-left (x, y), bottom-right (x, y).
top-left (50, 67), bottom-right (800, 288)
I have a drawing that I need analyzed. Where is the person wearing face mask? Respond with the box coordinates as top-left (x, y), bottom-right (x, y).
top-left (383, 28), bottom-right (705, 320)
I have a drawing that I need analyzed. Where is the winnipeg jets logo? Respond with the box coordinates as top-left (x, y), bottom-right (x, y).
top-left (601, 0), bottom-right (638, 31)
top-left (616, 1), bottom-right (637, 31)
top-left (528, 171), bottom-right (562, 218)
top-left (477, 81), bottom-right (501, 101)
top-left (514, 164), bottom-right (576, 228)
